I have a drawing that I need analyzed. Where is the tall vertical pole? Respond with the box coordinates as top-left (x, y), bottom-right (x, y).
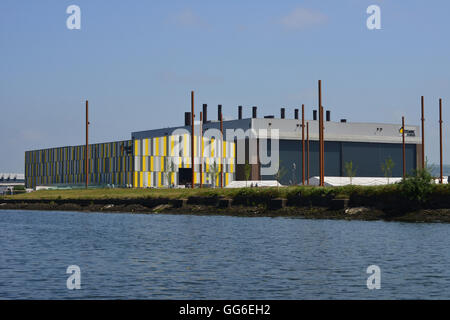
top-left (200, 112), bottom-right (203, 188)
top-left (220, 111), bottom-right (224, 188)
top-left (439, 98), bottom-right (443, 184)
top-left (321, 105), bottom-right (325, 185)
top-left (302, 104), bottom-right (305, 185)
top-left (402, 116), bottom-right (406, 178)
top-left (306, 121), bottom-right (310, 185)
top-left (85, 100), bottom-right (89, 189)
top-left (318, 80), bottom-right (323, 186)
top-left (421, 96), bottom-right (425, 169)
top-left (191, 91), bottom-right (195, 188)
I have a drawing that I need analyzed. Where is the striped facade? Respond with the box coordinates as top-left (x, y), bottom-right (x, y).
top-left (25, 135), bottom-right (235, 188)
top-left (25, 140), bottom-right (134, 188)
top-left (133, 134), bottom-right (235, 188)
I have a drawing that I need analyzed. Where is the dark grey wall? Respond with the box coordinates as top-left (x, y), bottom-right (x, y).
top-left (261, 140), bottom-right (417, 185)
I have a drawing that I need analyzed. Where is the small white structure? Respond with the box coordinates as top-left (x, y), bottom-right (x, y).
top-left (307, 176), bottom-right (403, 187)
top-left (0, 173), bottom-right (25, 186)
top-left (226, 180), bottom-right (283, 188)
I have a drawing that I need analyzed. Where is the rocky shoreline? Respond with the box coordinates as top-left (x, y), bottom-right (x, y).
top-left (2, 200), bottom-right (450, 223)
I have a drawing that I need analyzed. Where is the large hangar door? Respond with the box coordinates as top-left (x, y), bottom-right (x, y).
top-left (178, 168), bottom-right (192, 186)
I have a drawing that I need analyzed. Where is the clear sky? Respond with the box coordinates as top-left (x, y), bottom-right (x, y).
top-left (1, 0), bottom-right (449, 172)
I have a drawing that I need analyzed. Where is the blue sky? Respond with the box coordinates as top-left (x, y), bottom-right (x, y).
top-left (1, 0), bottom-right (449, 172)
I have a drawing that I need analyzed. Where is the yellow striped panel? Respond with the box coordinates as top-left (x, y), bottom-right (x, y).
top-left (155, 138), bottom-right (159, 156)
top-left (158, 172), bottom-right (161, 187)
top-left (211, 138), bottom-right (215, 157)
top-left (134, 140), bottom-right (139, 156)
top-left (150, 156), bottom-right (154, 171)
top-left (140, 171), bottom-right (143, 188)
top-left (163, 136), bottom-right (167, 156)
top-left (223, 141), bottom-right (226, 158)
top-left (183, 134), bottom-right (188, 157)
top-left (194, 136), bottom-right (196, 157)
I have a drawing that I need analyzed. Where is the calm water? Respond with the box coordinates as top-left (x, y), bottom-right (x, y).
top-left (1, 209), bottom-right (450, 299)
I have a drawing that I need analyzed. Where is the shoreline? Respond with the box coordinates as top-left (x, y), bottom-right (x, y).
top-left (2, 200), bottom-right (450, 223)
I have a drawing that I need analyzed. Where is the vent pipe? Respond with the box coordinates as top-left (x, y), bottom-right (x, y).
top-left (313, 110), bottom-right (317, 121)
top-left (294, 109), bottom-right (299, 120)
top-left (217, 105), bottom-right (222, 121)
top-left (326, 110), bottom-right (330, 122)
top-left (238, 106), bottom-right (242, 119)
top-left (202, 104), bottom-right (207, 123)
top-left (281, 108), bottom-right (285, 119)
top-left (185, 112), bottom-right (191, 126)
top-left (252, 106), bottom-right (257, 118)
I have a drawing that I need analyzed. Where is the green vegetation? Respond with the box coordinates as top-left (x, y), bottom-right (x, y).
top-left (164, 157), bottom-right (176, 186)
top-left (209, 160), bottom-right (220, 187)
top-left (381, 157), bottom-right (395, 184)
top-left (274, 164), bottom-right (287, 185)
top-left (344, 161), bottom-right (357, 185)
top-left (398, 167), bottom-right (434, 205)
top-left (244, 162), bottom-right (251, 186)
top-left (1, 169), bottom-right (448, 211)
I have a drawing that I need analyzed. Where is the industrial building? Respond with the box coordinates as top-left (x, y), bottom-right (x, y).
top-left (0, 173), bottom-right (25, 195)
top-left (25, 104), bottom-right (422, 189)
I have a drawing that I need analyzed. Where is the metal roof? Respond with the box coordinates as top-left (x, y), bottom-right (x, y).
top-left (0, 173), bottom-right (25, 180)
top-left (132, 118), bottom-right (421, 145)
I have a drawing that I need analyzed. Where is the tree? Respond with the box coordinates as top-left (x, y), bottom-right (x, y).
top-left (164, 157), bottom-right (176, 187)
top-left (291, 162), bottom-right (297, 186)
top-left (209, 160), bottom-right (220, 188)
top-left (398, 167), bottom-right (434, 205)
top-left (244, 162), bottom-right (251, 187)
top-left (381, 157), bottom-right (395, 184)
top-left (274, 162), bottom-right (287, 188)
top-left (344, 161), bottom-right (357, 185)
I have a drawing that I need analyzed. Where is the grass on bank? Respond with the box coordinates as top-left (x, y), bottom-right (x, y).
top-left (1, 183), bottom-right (447, 200)
top-left (2, 169), bottom-right (448, 208)
top-left (0, 184), bottom-right (393, 200)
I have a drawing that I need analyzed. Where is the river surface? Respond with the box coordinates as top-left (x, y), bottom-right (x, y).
top-left (1, 209), bottom-right (450, 299)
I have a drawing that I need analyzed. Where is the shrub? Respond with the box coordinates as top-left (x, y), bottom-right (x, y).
top-left (397, 168), bottom-right (434, 205)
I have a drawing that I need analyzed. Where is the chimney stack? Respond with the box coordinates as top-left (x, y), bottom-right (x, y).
top-left (281, 108), bottom-right (285, 119)
top-left (313, 110), bottom-right (317, 121)
top-left (238, 106), bottom-right (242, 119)
top-left (218, 105), bottom-right (222, 121)
top-left (202, 104), bottom-right (208, 123)
top-left (252, 106), bottom-right (257, 118)
top-left (294, 109), bottom-right (299, 120)
top-left (326, 110), bottom-right (330, 122)
top-left (185, 112), bottom-right (191, 126)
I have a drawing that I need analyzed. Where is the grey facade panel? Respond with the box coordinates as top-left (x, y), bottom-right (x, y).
top-left (261, 139), bottom-right (417, 185)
